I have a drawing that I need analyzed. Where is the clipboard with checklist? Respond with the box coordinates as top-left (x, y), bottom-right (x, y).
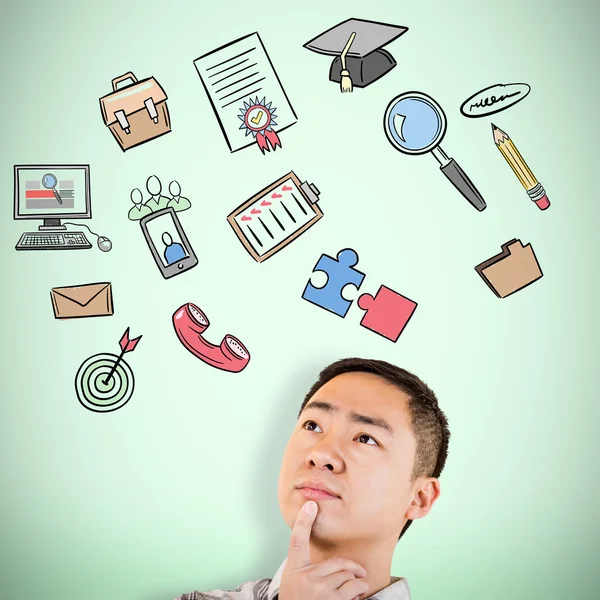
top-left (227, 171), bottom-right (323, 263)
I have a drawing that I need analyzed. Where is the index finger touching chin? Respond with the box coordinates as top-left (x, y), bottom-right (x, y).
top-left (286, 501), bottom-right (318, 569)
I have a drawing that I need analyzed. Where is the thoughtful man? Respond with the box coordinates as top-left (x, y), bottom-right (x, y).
top-left (174, 358), bottom-right (451, 600)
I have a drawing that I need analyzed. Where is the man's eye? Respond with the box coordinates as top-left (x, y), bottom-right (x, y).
top-left (303, 422), bottom-right (378, 446)
top-left (357, 434), bottom-right (378, 446)
top-left (303, 420), bottom-right (322, 432)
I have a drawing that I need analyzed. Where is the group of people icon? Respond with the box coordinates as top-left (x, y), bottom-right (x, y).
top-left (128, 175), bottom-right (192, 221)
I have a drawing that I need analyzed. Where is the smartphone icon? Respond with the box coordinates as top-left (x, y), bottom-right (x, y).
top-left (140, 207), bottom-right (198, 279)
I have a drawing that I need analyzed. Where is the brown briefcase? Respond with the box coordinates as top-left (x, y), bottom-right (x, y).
top-left (99, 72), bottom-right (171, 151)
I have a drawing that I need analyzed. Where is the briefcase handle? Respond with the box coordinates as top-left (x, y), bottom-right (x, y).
top-left (112, 72), bottom-right (138, 91)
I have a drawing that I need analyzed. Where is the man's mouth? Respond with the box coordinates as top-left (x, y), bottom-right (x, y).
top-left (297, 487), bottom-right (339, 500)
top-left (295, 481), bottom-right (340, 500)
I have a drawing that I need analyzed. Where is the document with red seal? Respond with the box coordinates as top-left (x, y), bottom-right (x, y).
top-left (193, 32), bottom-right (298, 153)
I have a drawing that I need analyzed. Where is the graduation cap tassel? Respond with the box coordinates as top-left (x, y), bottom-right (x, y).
top-left (340, 31), bottom-right (357, 93)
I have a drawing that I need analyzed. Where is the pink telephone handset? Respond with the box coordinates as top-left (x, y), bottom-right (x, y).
top-left (172, 303), bottom-right (250, 373)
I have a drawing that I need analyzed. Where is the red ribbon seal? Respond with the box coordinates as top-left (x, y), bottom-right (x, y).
top-left (238, 96), bottom-right (282, 153)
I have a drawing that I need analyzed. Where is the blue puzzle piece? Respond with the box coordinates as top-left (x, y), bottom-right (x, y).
top-left (302, 248), bottom-right (366, 318)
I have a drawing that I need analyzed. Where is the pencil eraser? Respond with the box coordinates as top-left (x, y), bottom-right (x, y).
top-left (535, 195), bottom-right (550, 210)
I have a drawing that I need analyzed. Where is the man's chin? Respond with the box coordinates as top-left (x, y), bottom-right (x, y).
top-left (286, 501), bottom-right (346, 537)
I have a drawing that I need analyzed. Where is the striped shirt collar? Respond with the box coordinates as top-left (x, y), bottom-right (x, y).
top-left (266, 558), bottom-right (411, 600)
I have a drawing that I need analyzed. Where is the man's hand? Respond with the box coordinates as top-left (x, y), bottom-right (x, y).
top-left (278, 500), bottom-right (369, 600)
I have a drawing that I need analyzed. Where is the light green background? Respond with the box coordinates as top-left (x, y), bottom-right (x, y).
top-left (1, 0), bottom-right (598, 599)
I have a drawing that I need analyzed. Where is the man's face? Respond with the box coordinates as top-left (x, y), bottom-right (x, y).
top-left (277, 371), bottom-right (418, 545)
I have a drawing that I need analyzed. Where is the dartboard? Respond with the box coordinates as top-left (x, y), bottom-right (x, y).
top-left (74, 353), bottom-right (135, 413)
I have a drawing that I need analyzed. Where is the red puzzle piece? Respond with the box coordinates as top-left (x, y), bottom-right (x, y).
top-left (357, 285), bottom-right (417, 342)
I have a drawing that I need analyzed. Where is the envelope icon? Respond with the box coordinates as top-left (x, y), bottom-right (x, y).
top-left (50, 282), bottom-right (114, 319)
top-left (475, 239), bottom-right (543, 298)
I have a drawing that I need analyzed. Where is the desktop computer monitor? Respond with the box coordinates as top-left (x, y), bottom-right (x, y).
top-left (13, 164), bottom-right (91, 231)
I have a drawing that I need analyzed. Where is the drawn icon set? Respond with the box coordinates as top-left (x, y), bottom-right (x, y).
top-left (12, 17), bottom-right (551, 412)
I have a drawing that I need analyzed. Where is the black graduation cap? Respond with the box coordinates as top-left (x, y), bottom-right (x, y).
top-left (303, 18), bottom-right (408, 92)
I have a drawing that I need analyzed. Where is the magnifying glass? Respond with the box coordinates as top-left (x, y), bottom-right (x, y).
top-left (42, 173), bottom-right (63, 205)
top-left (383, 92), bottom-right (487, 212)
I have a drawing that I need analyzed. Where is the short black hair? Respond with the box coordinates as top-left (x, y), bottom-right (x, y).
top-left (298, 358), bottom-right (450, 541)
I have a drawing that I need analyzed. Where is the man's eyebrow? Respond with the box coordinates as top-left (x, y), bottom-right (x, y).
top-left (303, 400), bottom-right (395, 436)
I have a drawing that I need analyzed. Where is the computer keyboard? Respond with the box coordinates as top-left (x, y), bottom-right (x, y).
top-left (15, 231), bottom-right (92, 250)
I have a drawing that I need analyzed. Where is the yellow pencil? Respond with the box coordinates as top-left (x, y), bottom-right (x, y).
top-left (492, 123), bottom-right (550, 210)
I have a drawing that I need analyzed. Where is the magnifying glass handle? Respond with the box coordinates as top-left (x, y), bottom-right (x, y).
top-left (439, 159), bottom-right (486, 211)
top-left (52, 188), bottom-right (63, 205)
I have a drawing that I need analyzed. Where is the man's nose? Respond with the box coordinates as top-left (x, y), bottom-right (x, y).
top-left (305, 436), bottom-right (344, 471)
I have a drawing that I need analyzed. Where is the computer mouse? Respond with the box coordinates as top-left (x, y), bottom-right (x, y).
top-left (97, 236), bottom-right (112, 252)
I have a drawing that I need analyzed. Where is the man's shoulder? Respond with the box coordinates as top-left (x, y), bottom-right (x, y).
top-left (172, 576), bottom-right (273, 600)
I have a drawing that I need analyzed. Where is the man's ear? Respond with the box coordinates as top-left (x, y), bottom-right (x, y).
top-left (405, 478), bottom-right (441, 521)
